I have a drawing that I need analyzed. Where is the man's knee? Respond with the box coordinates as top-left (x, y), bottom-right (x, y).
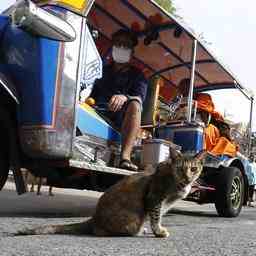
top-left (126, 100), bottom-right (141, 114)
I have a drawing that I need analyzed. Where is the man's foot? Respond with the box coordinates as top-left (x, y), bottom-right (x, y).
top-left (119, 159), bottom-right (138, 171)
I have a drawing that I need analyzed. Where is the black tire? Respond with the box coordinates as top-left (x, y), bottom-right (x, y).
top-left (0, 113), bottom-right (10, 191)
top-left (0, 147), bottom-right (9, 190)
top-left (215, 167), bottom-right (244, 217)
top-left (0, 105), bottom-right (13, 191)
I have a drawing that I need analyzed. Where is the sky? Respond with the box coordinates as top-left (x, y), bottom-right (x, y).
top-left (0, 1), bottom-right (13, 12)
top-left (173, 0), bottom-right (256, 129)
top-left (0, 0), bottom-right (255, 129)
top-left (173, 0), bottom-right (256, 92)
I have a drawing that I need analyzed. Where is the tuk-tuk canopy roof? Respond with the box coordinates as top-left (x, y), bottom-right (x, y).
top-left (87, 0), bottom-right (252, 101)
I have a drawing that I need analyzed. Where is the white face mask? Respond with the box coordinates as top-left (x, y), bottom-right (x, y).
top-left (112, 46), bottom-right (132, 63)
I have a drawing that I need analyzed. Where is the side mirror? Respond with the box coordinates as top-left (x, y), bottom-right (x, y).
top-left (11, 0), bottom-right (76, 42)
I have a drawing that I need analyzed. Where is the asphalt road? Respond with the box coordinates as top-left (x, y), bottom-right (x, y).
top-left (0, 181), bottom-right (256, 256)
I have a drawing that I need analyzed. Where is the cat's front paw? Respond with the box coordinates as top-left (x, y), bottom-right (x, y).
top-left (154, 227), bottom-right (170, 238)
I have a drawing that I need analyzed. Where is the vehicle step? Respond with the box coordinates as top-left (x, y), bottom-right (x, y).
top-left (69, 159), bottom-right (135, 176)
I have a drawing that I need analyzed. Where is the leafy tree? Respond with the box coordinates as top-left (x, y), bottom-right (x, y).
top-left (154, 0), bottom-right (176, 14)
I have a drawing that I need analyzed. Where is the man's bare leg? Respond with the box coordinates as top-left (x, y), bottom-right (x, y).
top-left (121, 101), bottom-right (141, 162)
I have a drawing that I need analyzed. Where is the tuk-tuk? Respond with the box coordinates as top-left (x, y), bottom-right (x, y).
top-left (0, 0), bottom-right (254, 217)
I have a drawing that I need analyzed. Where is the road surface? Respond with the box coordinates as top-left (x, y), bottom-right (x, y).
top-left (0, 181), bottom-right (256, 256)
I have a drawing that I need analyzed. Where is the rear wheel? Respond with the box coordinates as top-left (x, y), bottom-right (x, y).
top-left (0, 110), bottom-right (10, 191)
top-left (0, 103), bottom-right (15, 191)
top-left (0, 147), bottom-right (9, 190)
top-left (215, 167), bottom-right (244, 217)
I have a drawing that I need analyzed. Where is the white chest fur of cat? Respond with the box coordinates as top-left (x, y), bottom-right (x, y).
top-left (15, 149), bottom-right (206, 238)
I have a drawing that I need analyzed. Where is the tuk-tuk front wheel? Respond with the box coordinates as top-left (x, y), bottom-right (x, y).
top-left (0, 147), bottom-right (9, 190)
top-left (214, 167), bottom-right (244, 217)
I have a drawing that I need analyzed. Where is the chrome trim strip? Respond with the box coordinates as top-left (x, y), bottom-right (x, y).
top-left (0, 77), bottom-right (19, 104)
top-left (73, 16), bottom-right (86, 140)
top-left (69, 159), bottom-right (134, 176)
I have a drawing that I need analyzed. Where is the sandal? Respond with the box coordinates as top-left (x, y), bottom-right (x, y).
top-left (119, 159), bottom-right (138, 171)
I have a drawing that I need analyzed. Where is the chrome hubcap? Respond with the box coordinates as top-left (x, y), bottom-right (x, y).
top-left (230, 176), bottom-right (242, 209)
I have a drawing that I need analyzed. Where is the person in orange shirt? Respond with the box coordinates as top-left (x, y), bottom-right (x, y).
top-left (195, 93), bottom-right (238, 158)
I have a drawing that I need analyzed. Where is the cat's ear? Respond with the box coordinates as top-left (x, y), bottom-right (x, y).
top-left (194, 150), bottom-right (207, 161)
top-left (169, 147), bottom-right (182, 160)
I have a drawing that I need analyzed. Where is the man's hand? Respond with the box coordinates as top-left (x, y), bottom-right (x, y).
top-left (108, 94), bottom-right (128, 112)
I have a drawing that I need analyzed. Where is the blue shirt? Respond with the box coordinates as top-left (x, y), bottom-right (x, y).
top-left (90, 64), bottom-right (148, 105)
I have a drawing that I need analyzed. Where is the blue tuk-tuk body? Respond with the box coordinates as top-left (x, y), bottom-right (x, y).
top-left (2, 23), bottom-right (73, 158)
top-left (0, 3), bottom-right (119, 159)
top-left (0, 0), bottom-right (254, 217)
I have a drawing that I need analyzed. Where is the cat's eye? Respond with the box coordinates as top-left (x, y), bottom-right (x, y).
top-left (191, 167), bottom-right (198, 172)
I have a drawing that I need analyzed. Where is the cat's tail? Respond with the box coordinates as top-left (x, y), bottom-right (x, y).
top-left (15, 218), bottom-right (94, 236)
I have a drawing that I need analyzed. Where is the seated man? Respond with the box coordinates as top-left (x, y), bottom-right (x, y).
top-left (195, 93), bottom-right (238, 158)
top-left (89, 29), bottom-right (148, 171)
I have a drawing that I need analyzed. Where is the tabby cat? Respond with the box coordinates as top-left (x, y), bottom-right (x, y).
top-left (16, 149), bottom-right (206, 238)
